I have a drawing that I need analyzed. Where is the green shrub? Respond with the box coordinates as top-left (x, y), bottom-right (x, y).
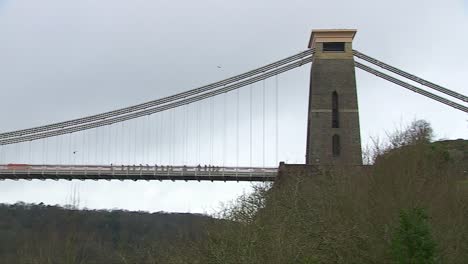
top-left (391, 208), bottom-right (437, 264)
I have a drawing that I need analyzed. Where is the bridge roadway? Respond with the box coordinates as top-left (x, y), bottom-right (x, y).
top-left (0, 164), bottom-right (278, 182)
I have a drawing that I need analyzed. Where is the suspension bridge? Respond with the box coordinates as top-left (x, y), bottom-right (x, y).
top-left (0, 29), bottom-right (466, 182)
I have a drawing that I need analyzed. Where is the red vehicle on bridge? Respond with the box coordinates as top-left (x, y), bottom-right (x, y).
top-left (6, 164), bottom-right (32, 170)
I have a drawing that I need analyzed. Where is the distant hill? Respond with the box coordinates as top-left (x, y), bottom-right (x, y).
top-left (0, 203), bottom-right (216, 263)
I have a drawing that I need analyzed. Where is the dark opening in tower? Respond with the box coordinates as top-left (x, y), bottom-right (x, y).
top-left (332, 91), bottom-right (339, 128)
top-left (323, 42), bottom-right (345, 52)
top-left (332, 134), bottom-right (341, 157)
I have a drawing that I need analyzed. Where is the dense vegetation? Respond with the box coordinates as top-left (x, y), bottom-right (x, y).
top-left (187, 121), bottom-right (467, 263)
top-left (0, 204), bottom-right (213, 263)
top-left (1, 120), bottom-right (467, 263)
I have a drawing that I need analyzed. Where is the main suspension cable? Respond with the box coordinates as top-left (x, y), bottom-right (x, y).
top-left (353, 50), bottom-right (468, 103)
top-left (1, 56), bottom-right (314, 145)
top-left (0, 49), bottom-right (315, 140)
top-left (355, 61), bottom-right (468, 113)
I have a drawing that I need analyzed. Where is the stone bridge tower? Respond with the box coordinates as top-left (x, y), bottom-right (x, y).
top-left (305, 29), bottom-right (362, 166)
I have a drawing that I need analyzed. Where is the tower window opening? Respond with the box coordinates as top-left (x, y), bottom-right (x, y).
top-left (332, 134), bottom-right (341, 157)
top-left (323, 42), bottom-right (345, 52)
top-left (332, 91), bottom-right (339, 128)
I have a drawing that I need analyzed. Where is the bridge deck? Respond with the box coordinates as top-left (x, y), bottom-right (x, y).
top-left (0, 165), bottom-right (277, 182)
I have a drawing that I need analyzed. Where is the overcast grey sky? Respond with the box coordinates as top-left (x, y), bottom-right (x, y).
top-left (0, 0), bottom-right (467, 213)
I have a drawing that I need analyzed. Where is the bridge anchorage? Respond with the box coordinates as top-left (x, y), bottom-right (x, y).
top-left (0, 29), bottom-right (466, 181)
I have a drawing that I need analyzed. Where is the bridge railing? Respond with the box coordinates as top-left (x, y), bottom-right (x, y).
top-left (0, 164), bottom-right (278, 182)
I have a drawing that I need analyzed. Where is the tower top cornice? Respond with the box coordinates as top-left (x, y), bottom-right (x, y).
top-left (308, 29), bottom-right (357, 49)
